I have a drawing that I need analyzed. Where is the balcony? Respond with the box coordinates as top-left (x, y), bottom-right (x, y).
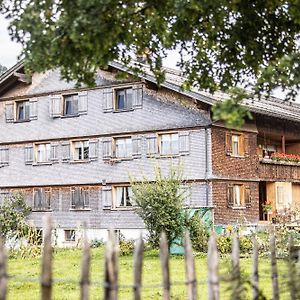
top-left (259, 156), bottom-right (300, 181)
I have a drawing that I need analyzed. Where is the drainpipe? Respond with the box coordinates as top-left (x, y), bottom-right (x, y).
top-left (205, 127), bottom-right (209, 207)
top-left (281, 135), bottom-right (286, 154)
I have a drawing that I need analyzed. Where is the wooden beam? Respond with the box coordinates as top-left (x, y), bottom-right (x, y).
top-left (13, 72), bottom-right (32, 84)
top-left (282, 135), bottom-right (286, 153)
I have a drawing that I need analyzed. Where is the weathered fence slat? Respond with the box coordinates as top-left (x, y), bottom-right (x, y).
top-left (0, 238), bottom-right (7, 300)
top-left (80, 230), bottom-right (90, 300)
top-left (160, 232), bottom-right (170, 300)
top-left (41, 216), bottom-right (53, 300)
top-left (231, 232), bottom-right (241, 300)
top-left (184, 232), bottom-right (197, 300)
top-left (207, 233), bottom-right (219, 300)
top-left (270, 230), bottom-right (279, 300)
top-left (133, 234), bottom-right (144, 300)
top-left (104, 230), bottom-right (119, 300)
top-left (252, 236), bottom-right (259, 300)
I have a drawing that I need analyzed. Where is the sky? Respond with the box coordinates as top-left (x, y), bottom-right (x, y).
top-left (0, 15), bottom-right (295, 101)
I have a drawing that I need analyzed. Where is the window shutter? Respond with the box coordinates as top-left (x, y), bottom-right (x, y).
top-left (61, 141), bottom-right (70, 162)
top-left (102, 186), bottom-right (112, 210)
top-left (82, 189), bottom-right (89, 208)
top-left (132, 136), bottom-right (142, 158)
top-left (245, 187), bottom-right (251, 208)
top-left (5, 102), bottom-right (14, 123)
top-left (244, 135), bottom-right (249, 157)
top-left (239, 134), bottom-right (245, 156)
top-left (50, 95), bottom-right (61, 118)
top-left (89, 139), bottom-right (99, 160)
top-left (225, 132), bottom-right (232, 155)
top-left (227, 184), bottom-right (234, 208)
top-left (50, 143), bottom-right (59, 163)
top-left (180, 185), bottom-right (191, 206)
top-left (102, 138), bottom-right (112, 160)
top-left (29, 98), bottom-right (38, 120)
top-left (24, 144), bottom-right (34, 165)
top-left (34, 189), bottom-right (40, 209)
top-left (103, 88), bottom-right (113, 112)
top-left (78, 91), bottom-right (88, 115)
top-left (179, 131), bottom-right (190, 155)
top-left (146, 135), bottom-right (157, 156)
top-left (75, 188), bottom-right (81, 208)
top-left (0, 147), bottom-right (9, 166)
top-left (132, 84), bottom-right (143, 109)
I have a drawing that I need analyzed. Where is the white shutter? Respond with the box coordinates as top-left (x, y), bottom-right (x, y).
top-left (146, 135), bottom-right (157, 156)
top-left (103, 88), bottom-right (113, 112)
top-left (24, 144), bottom-right (34, 165)
top-left (61, 141), bottom-right (70, 162)
top-left (29, 98), bottom-right (38, 120)
top-left (5, 102), bottom-right (14, 123)
top-left (102, 186), bottom-right (112, 210)
top-left (132, 84), bottom-right (143, 109)
top-left (180, 185), bottom-right (191, 207)
top-left (102, 137), bottom-right (112, 160)
top-left (50, 142), bottom-right (59, 163)
top-left (89, 139), bottom-right (99, 160)
top-left (50, 95), bottom-right (61, 118)
top-left (132, 136), bottom-right (142, 158)
top-left (179, 131), bottom-right (190, 155)
top-left (78, 91), bottom-right (88, 115)
top-left (0, 147), bottom-right (9, 166)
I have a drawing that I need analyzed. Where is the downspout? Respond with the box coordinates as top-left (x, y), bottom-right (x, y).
top-left (205, 127), bottom-right (209, 207)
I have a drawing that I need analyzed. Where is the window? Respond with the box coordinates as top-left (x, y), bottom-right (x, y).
top-left (64, 229), bottom-right (76, 242)
top-left (277, 186), bottom-right (285, 205)
top-left (73, 140), bottom-right (89, 161)
top-left (228, 184), bottom-right (251, 208)
top-left (114, 137), bottom-right (132, 158)
top-left (225, 132), bottom-right (245, 157)
top-left (63, 94), bottom-right (79, 116)
top-left (33, 188), bottom-right (51, 211)
top-left (16, 100), bottom-right (30, 121)
top-left (159, 133), bottom-right (179, 155)
top-left (115, 88), bottom-right (133, 111)
top-left (113, 186), bottom-right (133, 209)
top-left (35, 143), bottom-right (51, 163)
top-left (71, 187), bottom-right (89, 209)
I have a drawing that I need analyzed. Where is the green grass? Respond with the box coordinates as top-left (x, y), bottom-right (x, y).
top-left (7, 248), bottom-right (290, 299)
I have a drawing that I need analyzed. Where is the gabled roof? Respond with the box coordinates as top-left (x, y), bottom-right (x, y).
top-left (1, 60), bottom-right (300, 123)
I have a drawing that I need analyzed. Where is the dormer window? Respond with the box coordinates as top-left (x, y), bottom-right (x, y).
top-left (16, 100), bottom-right (30, 121)
top-left (115, 88), bottom-right (133, 111)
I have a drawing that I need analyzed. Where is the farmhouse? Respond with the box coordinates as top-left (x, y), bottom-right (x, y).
top-left (0, 61), bottom-right (299, 244)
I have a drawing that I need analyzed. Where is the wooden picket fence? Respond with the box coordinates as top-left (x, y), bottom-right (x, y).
top-left (0, 217), bottom-right (298, 300)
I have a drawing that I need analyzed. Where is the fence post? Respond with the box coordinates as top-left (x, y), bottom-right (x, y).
top-left (160, 232), bottom-right (170, 300)
top-left (231, 232), bottom-right (241, 300)
top-left (288, 235), bottom-right (298, 299)
top-left (252, 236), bottom-right (259, 300)
top-left (80, 229), bottom-right (90, 300)
top-left (270, 229), bottom-right (279, 300)
top-left (0, 238), bottom-right (7, 300)
top-left (207, 233), bottom-right (219, 300)
top-left (104, 230), bottom-right (119, 300)
top-left (133, 234), bottom-right (144, 300)
top-left (184, 232), bottom-right (197, 300)
top-left (41, 216), bottom-right (53, 300)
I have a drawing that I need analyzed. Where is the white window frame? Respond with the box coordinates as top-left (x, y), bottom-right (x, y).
top-left (34, 143), bottom-right (51, 163)
top-left (15, 100), bottom-right (30, 121)
top-left (72, 140), bottom-right (89, 161)
top-left (64, 229), bottom-right (76, 242)
top-left (158, 132), bottom-right (179, 156)
top-left (114, 88), bottom-right (133, 111)
top-left (63, 94), bottom-right (79, 116)
top-left (113, 137), bottom-right (132, 159)
top-left (112, 186), bottom-right (133, 209)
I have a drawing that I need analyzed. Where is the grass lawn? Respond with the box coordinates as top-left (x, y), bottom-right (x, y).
top-left (7, 247), bottom-right (290, 299)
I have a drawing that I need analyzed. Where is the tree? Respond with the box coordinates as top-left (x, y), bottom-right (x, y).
top-left (1, 1), bottom-right (299, 125)
top-left (0, 64), bottom-right (7, 75)
top-left (0, 193), bottom-right (31, 241)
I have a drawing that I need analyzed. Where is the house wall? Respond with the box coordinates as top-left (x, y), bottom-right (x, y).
top-left (292, 184), bottom-right (300, 208)
top-left (212, 181), bottom-right (259, 224)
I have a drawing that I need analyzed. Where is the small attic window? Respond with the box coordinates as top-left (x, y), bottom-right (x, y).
top-left (114, 88), bottom-right (133, 111)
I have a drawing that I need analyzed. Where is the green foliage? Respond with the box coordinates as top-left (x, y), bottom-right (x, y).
top-left (217, 236), bottom-right (233, 254)
top-left (131, 167), bottom-right (187, 248)
top-left (0, 193), bottom-right (31, 241)
top-left (119, 234), bottom-right (135, 256)
top-left (2, 0), bottom-right (300, 103)
top-left (90, 238), bottom-right (105, 248)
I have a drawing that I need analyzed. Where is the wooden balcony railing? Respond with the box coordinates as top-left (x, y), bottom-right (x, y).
top-left (259, 158), bottom-right (300, 180)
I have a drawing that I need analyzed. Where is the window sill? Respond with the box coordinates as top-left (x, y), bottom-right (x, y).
top-left (32, 209), bottom-right (52, 212)
top-left (113, 108), bottom-right (134, 113)
top-left (228, 154), bottom-right (245, 158)
top-left (69, 160), bottom-right (91, 164)
top-left (230, 206), bottom-right (247, 210)
top-left (69, 208), bottom-right (91, 211)
top-left (32, 162), bottom-right (53, 166)
top-left (14, 119), bottom-right (31, 123)
top-left (110, 207), bottom-right (136, 211)
top-left (111, 157), bottom-right (133, 162)
top-left (61, 114), bottom-right (80, 119)
top-left (158, 154), bottom-right (180, 159)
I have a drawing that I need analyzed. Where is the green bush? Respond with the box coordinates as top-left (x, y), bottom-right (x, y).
top-left (217, 236), bottom-right (232, 254)
top-left (119, 234), bottom-right (135, 256)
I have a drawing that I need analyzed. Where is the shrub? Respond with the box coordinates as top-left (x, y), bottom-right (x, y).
top-left (90, 239), bottom-right (104, 248)
top-left (217, 236), bottom-right (232, 254)
top-left (119, 234), bottom-right (135, 256)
